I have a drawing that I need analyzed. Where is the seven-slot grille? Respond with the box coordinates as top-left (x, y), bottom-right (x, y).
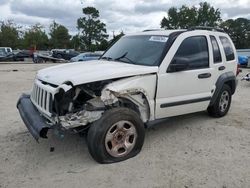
top-left (31, 82), bottom-right (53, 116)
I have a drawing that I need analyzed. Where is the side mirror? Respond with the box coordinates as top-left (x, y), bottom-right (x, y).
top-left (167, 58), bottom-right (189, 72)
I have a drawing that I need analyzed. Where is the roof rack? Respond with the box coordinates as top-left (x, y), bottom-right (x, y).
top-left (188, 26), bottom-right (225, 32)
top-left (142, 29), bottom-right (164, 32)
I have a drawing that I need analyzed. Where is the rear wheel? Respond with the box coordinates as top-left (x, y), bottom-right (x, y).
top-left (87, 107), bottom-right (145, 164)
top-left (56, 54), bottom-right (62, 59)
top-left (208, 84), bottom-right (232, 117)
top-left (37, 57), bottom-right (44, 63)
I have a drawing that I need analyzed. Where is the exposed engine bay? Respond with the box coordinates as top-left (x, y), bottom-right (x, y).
top-left (53, 78), bottom-right (150, 130)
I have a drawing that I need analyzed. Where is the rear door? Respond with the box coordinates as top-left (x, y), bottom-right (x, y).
top-left (218, 35), bottom-right (237, 75)
top-left (208, 34), bottom-right (237, 97)
top-left (155, 33), bottom-right (215, 119)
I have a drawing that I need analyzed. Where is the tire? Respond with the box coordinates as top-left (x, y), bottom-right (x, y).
top-left (56, 54), bottom-right (62, 59)
top-left (208, 84), bottom-right (232, 117)
top-left (37, 58), bottom-right (44, 64)
top-left (87, 107), bottom-right (145, 164)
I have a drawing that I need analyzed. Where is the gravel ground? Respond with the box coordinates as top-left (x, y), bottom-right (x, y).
top-left (0, 63), bottom-right (250, 188)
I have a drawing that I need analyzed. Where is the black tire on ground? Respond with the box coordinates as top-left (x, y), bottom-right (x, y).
top-left (87, 107), bottom-right (145, 164)
top-left (56, 54), bottom-right (62, 59)
top-left (37, 58), bottom-right (44, 63)
top-left (207, 84), bottom-right (232, 117)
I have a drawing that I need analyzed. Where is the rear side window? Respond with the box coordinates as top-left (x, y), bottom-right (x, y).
top-left (210, 36), bottom-right (222, 63)
top-left (90, 54), bottom-right (99, 57)
top-left (171, 36), bottom-right (209, 70)
top-left (219, 36), bottom-right (235, 61)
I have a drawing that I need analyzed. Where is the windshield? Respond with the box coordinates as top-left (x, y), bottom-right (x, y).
top-left (0, 49), bottom-right (5, 56)
top-left (77, 53), bottom-right (85, 58)
top-left (101, 35), bottom-right (168, 66)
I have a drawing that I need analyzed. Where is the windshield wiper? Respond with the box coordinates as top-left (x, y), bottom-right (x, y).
top-left (115, 52), bottom-right (136, 64)
top-left (100, 56), bottom-right (113, 61)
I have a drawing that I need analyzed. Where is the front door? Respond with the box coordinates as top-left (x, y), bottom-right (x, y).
top-left (155, 35), bottom-right (215, 119)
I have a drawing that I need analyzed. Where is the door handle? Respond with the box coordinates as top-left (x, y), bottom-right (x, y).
top-left (218, 66), bottom-right (225, 71)
top-left (198, 73), bottom-right (211, 79)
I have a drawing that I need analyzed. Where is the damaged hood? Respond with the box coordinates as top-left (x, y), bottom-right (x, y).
top-left (37, 60), bottom-right (158, 86)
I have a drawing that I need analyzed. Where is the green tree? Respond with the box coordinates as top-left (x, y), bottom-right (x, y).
top-left (70, 34), bottom-right (81, 50)
top-left (95, 31), bottom-right (125, 51)
top-left (97, 39), bottom-right (109, 51)
top-left (49, 21), bottom-right (71, 49)
top-left (221, 18), bottom-right (250, 49)
top-left (0, 20), bottom-right (20, 49)
top-left (77, 7), bottom-right (108, 51)
top-left (197, 2), bottom-right (221, 26)
top-left (161, 2), bottom-right (221, 29)
top-left (23, 23), bottom-right (49, 50)
top-left (110, 31), bottom-right (124, 45)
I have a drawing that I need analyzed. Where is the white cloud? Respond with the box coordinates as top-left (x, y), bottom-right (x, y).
top-left (0, 0), bottom-right (250, 37)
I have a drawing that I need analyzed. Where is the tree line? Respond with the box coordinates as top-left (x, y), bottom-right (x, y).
top-left (0, 7), bottom-right (118, 51)
top-left (0, 20), bottom-right (74, 50)
top-left (161, 2), bottom-right (250, 49)
top-left (1, 2), bottom-right (250, 51)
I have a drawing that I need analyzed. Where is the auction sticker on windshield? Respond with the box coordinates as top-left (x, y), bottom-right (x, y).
top-left (149, 36), bottom-right (168, 42)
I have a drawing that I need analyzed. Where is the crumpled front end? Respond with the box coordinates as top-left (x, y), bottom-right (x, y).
top-left (17, 73), bottom-right (156, 140)
top-left (17, 79), bottom-right (110, 140)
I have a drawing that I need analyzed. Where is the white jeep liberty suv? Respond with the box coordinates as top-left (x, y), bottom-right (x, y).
top-left (17, 27), bottom-right (238, 163)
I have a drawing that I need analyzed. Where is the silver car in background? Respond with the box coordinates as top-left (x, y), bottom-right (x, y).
top-left (70, 52), bottom-right (103, 62)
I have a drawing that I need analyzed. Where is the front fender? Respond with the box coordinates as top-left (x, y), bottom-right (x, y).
top-left (101, 74), bottom-right (157, 121)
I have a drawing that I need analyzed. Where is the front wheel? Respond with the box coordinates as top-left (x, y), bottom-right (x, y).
top-left (87, 108), bottom-right (145, 164)
top-left (208, 84), bottom-right (232, 117)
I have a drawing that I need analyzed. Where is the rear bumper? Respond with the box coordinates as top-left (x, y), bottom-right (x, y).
top-left (17, 94), bottom-right (50, 141)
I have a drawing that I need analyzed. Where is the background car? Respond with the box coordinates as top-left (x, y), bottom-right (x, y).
top-left (52, 49), bottom-right (79, 60)
top-left (0, 47), bottom-right (25, 61)
top-left (238, 55), bottom-right (248, 66)
top-left (70, 52), bottom-right (102, 62)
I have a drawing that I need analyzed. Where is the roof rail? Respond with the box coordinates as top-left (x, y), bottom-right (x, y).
top-left (142, 29), bottom-right (164, 32)
top-left (188, 26), bottom-right (225, 32)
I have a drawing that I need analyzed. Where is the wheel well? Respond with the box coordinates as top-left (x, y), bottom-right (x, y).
top-left (210, 72), bottom-right (236, 106)
top-left (117, 93), bottom-right (150, 123)
top-left (224, 80), bottom-right (235, 94)
top-left (118, 97), bottom-right (140, 115)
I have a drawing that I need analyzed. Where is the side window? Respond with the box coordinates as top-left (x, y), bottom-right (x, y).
top-left (219, 36), bottom-right (235, 61)
top-left (170, 36), bottom-right (209, 70)
top-left (210, 36), bottom-right (222, 63)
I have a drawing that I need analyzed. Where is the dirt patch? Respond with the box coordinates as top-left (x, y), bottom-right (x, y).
top-left (0, 63), bottom-right (250, 188)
